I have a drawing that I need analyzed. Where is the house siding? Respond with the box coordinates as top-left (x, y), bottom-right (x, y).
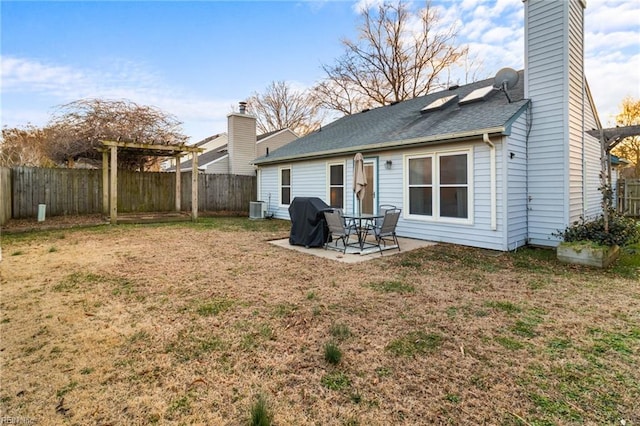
top-left (228, 113), bottom-right (257, 176)
top-left (583, 90), bottom-right (602, 219)
top-left (258, 139), bottom-right (512, 251)
top-left (568, 0), bottom-right (585, 222)
top-left (525, 0), bottom-right (587, 247)
top-left (505, 113), bottom-right (529, 250)
top-left (256, 130), bottom-right (298, 158)
top-left (204, 156), bottom-right (229, 175)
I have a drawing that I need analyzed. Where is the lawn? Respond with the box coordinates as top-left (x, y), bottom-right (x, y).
top-left (1, 218), bottom-right (639, 425)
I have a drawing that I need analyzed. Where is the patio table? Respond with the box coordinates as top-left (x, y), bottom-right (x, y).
top-left (343, 213), bottom-right (383, 251)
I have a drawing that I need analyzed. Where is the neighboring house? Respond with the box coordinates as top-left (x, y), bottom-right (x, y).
top-left (169, 104), bottom-right (297, 175)
top-left (163, 133), bottom-right (228, 170)
top-left (253, 0), bottom-right (604, 251)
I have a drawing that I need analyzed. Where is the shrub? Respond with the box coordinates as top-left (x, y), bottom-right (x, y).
top-left (553, 211), bottom-right (640, 247)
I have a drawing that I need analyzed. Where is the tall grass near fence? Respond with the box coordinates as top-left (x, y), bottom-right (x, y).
top-left (3, 167), bottom-right (256, 221)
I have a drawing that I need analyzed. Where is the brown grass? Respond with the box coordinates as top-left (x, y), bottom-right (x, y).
top-left (1, 218), bottom-right (638, 425)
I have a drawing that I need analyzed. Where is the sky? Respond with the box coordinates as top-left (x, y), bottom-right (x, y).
top-left (1, 0), bottom-right (639, 144)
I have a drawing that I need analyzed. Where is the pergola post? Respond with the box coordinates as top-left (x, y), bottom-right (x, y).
top-left (109, 145), bottom-right (118, 224)
top-left (175, 155), bottom-right (181, 212)
top-left (102, 150), bottom-right (109, 216)
top-left (191, 152), bottom-right (198, 221)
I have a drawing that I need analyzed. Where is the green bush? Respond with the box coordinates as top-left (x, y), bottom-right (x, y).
top-left (553, 211), bottom-right (639, 247)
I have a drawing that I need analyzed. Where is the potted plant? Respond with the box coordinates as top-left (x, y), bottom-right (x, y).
top-left (554, 209), bottom-right (639, 268)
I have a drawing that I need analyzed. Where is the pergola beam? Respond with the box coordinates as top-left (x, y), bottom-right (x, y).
top-left (587, 125), bottom-right (640, 152)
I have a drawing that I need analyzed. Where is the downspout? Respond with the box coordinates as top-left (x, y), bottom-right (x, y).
top-left (483, 133), bottom-right (497, 231)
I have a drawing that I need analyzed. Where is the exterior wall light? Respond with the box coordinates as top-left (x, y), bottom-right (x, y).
top-left (385, 160), bottom-right (393, 170)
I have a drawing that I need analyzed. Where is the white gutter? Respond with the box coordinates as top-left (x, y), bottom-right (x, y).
top-left (483, 133), bottom-right (497, 231)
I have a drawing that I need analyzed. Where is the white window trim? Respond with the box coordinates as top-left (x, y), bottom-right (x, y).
top-left (326, 160), bottom-right (346, 209)
top-left (278, 165), bottom-right (292, 207)
top-left (403, 147), bottom-right (474, 225)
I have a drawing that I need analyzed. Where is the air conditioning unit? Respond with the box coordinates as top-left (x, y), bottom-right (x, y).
top-left (249, 201), bottom-right (267, 219)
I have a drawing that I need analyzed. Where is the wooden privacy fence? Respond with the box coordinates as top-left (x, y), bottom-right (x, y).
top-left (1, 167), bottom-right (256, 222)
top-left (1, 167), bottom-right (11, 225)
top-left (617, 179), bottom-right (640, 217)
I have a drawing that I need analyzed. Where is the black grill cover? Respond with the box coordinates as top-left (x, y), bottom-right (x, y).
top-left (288, 197), bottom-right (330, 247)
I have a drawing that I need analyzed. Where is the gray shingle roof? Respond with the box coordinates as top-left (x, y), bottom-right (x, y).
top-left (254, 71), bottom-right (530, 165)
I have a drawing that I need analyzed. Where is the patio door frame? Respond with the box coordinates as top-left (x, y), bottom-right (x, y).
top-left (360, 158), bottom-right (378, 215)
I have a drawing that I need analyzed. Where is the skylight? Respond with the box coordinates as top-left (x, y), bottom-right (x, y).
top-left (459, 86), bottom-right (495, 105)
top-left (420, 95), bottom-right (458, 113)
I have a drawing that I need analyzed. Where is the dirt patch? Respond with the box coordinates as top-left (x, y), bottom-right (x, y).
top-left (1, 219), bottom-right (638, 425)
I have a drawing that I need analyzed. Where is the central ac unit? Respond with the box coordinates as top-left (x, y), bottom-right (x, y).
top-left (249, 201), bottom-right (266, 219)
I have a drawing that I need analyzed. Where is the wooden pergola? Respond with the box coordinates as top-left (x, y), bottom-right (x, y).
top-left (100, 140), bottom-right (204, 224)
top-left (586, 125), bottom-right (640, 228)
top-left (587, 125), bottom-right (640, 192)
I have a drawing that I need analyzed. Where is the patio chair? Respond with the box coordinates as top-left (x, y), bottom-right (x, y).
top-left (324, 209), bottom-right (357, 253)
top-left (376, 204), bottom-right (397, 227)
top-left (367, 208), bottom-right (401, 254)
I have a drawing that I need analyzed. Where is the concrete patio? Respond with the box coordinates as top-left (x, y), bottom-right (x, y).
top-left (269, 237), bottom-right (437, 263)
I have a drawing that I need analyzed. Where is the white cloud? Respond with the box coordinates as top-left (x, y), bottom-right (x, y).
top-left (0, 54), bottom-right (233, 141)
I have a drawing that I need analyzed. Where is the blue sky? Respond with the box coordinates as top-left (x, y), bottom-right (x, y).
top-left (2, 0), bottom-right (639, 143)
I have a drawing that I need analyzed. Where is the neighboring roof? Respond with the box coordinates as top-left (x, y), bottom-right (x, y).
top-left (611, 155), bottom-right (630, 167)
top-left (197, 145), bottom-right (229, 168)
top-left (254, 71), bottom-right (530, 165)
top-left (193, 133), bottom-right (224, 147)
top-left (167, 145), bottom-right (228, 171)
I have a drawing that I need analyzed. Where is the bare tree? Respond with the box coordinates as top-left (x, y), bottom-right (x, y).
top-left (246, 81), bottom-right (324, 136)
top-left (314, 0), bottom-right (467, 114)
top-left (45, 99), bottom-right (188, 170)
top-left (0, 125), bottom-right (54, 167)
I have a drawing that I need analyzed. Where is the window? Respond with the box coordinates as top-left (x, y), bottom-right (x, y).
top-left (406, 150), bottom-right (471, 221)
top-left (439, 154), bottom-right (468, 218)
top-left (280, 167), bottom-right (291, 205)
top-left (408, 156), bottom-right (433, 215)
top-left (328, 163), bottom-right (345, 208)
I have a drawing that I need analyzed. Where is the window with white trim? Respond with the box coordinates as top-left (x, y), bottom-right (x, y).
top-left (328, 163), bottom-right (345, 208)
top-left (280, 167), bottom-right (291, 205)
top-left (406, 150), bottom-right (471, 221)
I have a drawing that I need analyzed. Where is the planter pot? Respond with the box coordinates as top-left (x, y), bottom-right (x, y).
top-left (557, 242), bottom-right (620, 268)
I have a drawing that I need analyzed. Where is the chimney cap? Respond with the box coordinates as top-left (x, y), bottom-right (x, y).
top-left (239, 101), bottom-right (247, 114)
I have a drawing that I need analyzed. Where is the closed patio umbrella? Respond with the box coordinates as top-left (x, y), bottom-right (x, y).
top-left (353, 153), bottom-right (367, 215)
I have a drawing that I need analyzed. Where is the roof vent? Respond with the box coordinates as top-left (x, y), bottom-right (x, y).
top-left (361, 108), bottom-right (370, 113)
top-left (448, 84), bottom-right (459, 91)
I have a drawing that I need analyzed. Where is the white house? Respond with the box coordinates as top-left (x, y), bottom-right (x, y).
top-left (253, 0), bottom-right (604, 251)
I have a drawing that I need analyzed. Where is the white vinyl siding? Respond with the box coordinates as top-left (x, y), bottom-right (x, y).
top-left (257, 139), bottom-right (514, 250)
top-left (203, 156), bottom-right (229, 174)
top-left (583, 85), bottom-right (603, 219)
top-left (525, 0), bottom-right (588, 247)
top-left (255, 129), bottom-right (298, 158)
top-left (505, 113), bottom-right (529, 250)
top-left (228, 113), bottom-right (257, 176)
